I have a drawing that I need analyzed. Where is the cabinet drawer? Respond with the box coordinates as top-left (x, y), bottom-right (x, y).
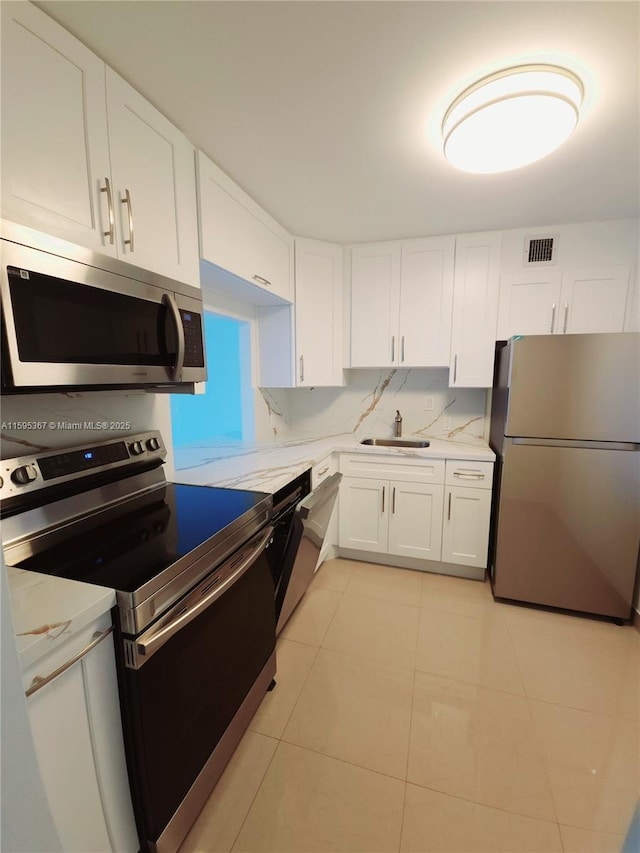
top-left (445, 460), bottom-right (493, 489)
top-left (340, 453), bottom-right (445, 484)
top-left (312, 454), bottom-right (336, 487)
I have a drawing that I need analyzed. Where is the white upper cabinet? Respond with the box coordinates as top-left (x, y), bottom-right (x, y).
top-left (497, 270), bottom-right (563, 338)
top-left (197, 151), bottom-right (293, 303)
top-left (1, 1), bottom-right (114, 254)
top-left (294, 238), bottom-right (345, 386)
top-left (1, 2), bottom-right (200, 286)
top-left (497, 266), bottom-right (630, 337)
top-left (350, 236), bottom-right (454, 368)
top-left (449, 231), bottom-right (502, 387)
top-left (257, 238), bottom-right (344, 388)
top-left (105, 70), bottom-right (200, 286)
top-left (400, 237), bottom-right (455, 366)
top-left (560, 266), bottom-right (631, 333)
top-left (350, 242), bottom-right (401, 367)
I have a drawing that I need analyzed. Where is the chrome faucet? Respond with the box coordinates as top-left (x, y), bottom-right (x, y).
top-left (394, 410), bottom-right (403, 437)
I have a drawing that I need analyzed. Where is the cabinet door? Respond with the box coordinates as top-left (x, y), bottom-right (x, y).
top-left (197, 151), bottom-right (292, 301)
top-left (400, 237), bottom-right (454, 366)
top-left (26, 645), bottom-right (113, 851)
top-left (496, 269), bottom-right (563, 338)
top-left (350, 243), bottom-right (401, 367)
top-left (295, 238), bottom-right (344, 386)
top-left (83, 633), bottom-right (139, 853)
top-left (388, 481), bottom-right (443, 560)
top-left (338, 477), bottom-right (388, 553)
top-left (105, 69), bottom-right (199, 286)
top-left (561, 266), bottom-right (630, 333)
top-left (450, 232), bottom-right (501, 387)
top-left (1, 2), bottom-right (114, 255)
top-left (441, 486), bottom-right (491, 568)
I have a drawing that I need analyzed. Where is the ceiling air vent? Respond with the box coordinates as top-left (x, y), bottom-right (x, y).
top-left (524, 234), bottom-right (558, 266)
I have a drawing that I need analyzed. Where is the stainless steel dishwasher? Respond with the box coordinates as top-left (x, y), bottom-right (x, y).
top-left (276, 472), bottom-right (342, 634)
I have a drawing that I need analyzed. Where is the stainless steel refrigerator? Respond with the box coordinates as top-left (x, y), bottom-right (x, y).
top-left (489, 332), bottom-right (640, 620)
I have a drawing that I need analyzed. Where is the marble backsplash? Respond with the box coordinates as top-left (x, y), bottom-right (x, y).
top-left (0, 390), bottom-right (173, 460)
top-left (258, 368), bottom-right (488, 444)
top-left (0, 370), bottom-right (488, 462)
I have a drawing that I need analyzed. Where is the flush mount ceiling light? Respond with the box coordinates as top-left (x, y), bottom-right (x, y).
top-left (442, 64), bottom-right (584, 174)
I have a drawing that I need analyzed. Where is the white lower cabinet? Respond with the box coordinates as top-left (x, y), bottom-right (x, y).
top-left (339, 476), bottom-right (443, 559)
top-left (23, 616), bottom-right (138, 853)
top-left (338, 453), bottom-right (493, 576)
top-left (441, 460), bottom-right (493, 569)
top-left (387, 481), bottom-right (444, 560)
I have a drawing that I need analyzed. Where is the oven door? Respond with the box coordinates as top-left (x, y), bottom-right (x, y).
top-left (1, 237), bottom-right (205, 390)
top-left (115, 525), bottom-right (275, 853)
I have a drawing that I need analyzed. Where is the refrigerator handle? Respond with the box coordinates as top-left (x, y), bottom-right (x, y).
top-left (550, 303), bottom-right (556, 333)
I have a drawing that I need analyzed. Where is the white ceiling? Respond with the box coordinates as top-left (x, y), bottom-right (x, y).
top-left (35, 1), bottom-right (640, 244)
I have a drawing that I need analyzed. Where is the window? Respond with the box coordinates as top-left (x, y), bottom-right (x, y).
top-left (170, 312), bottom-right (253, 447)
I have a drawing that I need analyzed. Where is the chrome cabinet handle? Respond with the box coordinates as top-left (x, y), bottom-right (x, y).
top-left (100, 177), bottom-right (115, 244)
top-left (563, 302), bottom-right (569, 333)
top-left (447, 491), bottom-right (452, 521)
top-left (252, 274), bottom-right (271, 287)
top-left (122, 189), bottom-right (134, 252)
top-left (382, 486), bottom-right (386, 514)
top-left (391, 336), bottom-right (395, 363)
top-left (453, 470), bottom-right (485, 480)
top-left (401, 336), bottom-right (405, 363)
top-left (131, 526), bottom-right (274, 667)
top-left (25, 627), bottom-right (113, 697)
top-left (317, 466), bottom-right (329, 477)
top-left (550, 302), bottom-right (556, 333)
top-left (162, 293), bottom-right (185, 381)
top-left (453, 354), bottom-right (458, 383)
top-left (299, 355), bottom-right (304, 382)
top-left (392, 486), bottom-right (396, 514)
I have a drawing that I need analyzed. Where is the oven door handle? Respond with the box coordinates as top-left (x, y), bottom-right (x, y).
top-left (130, 525), bottom-right (273, 668)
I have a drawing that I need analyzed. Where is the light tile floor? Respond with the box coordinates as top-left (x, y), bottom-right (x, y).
top-left (180, 558), bottom-right (640, 853)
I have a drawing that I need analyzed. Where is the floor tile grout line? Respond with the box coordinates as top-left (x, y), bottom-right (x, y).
top-left (399, 777), bottom-right (567, 829)
top-left (275, 734), bottom-right (410, 786)
top-left (271, 639), bottom-right (323, 741)
top-left (227, 732), bottom-right (280, 853)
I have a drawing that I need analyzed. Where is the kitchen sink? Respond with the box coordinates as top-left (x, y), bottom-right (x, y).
top-left (360, 438), bottom-right (430, 448)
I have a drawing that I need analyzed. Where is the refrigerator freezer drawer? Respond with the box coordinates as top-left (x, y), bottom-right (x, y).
top-left (493, 440), bottom-right (640, 619)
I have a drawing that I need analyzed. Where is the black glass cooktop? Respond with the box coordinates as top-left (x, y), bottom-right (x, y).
top-left (10, 482), bottom-right (270, 593)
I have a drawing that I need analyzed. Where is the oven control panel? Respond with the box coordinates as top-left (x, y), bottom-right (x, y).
top-left (0, 430), bottom-right (166, 501)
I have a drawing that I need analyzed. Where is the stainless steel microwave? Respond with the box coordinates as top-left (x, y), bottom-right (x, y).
top-left (1, 221), bottom-right (207, 393)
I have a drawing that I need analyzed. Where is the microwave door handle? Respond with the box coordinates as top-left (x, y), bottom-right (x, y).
top-left (162, 293), bottom-right (185, 381)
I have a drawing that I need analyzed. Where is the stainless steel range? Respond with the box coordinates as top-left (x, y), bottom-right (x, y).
top-left (1, 431), bottom-right (275, 853)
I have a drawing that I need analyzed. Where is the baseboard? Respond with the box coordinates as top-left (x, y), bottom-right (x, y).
top-left (337, 547), bottom-right (486, 581)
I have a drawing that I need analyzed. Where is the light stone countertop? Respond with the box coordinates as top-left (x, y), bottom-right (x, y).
top-left (173, 433), bottom-right (495, 493)
top-left (7, 565), bottom-right (115, 670)
top-left (7, 432), bottom-right (494, 670)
